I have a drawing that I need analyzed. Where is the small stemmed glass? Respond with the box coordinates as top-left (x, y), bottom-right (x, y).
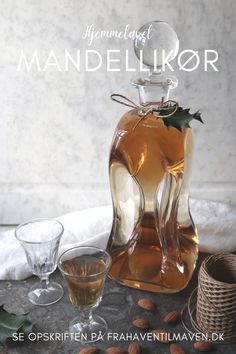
top-left (58, 246), bottom-right (111, 343)
top-left (15, 218), bottom-right (64, 306)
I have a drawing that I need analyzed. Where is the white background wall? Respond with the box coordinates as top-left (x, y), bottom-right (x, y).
top-left (0, 0), bottom-right (235, 223)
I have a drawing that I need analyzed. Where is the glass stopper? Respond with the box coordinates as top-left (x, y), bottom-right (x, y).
top-left (134, 21), bottom-right (179, 70)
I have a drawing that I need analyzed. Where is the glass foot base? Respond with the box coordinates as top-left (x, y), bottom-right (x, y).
top-left (28, 281), bottom-right (64, 306)
top-left (69, 313), bottom-right (108, 343)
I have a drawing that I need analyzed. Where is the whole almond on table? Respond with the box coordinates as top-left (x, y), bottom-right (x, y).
top-left (132, 318), bottom-right (150, 329)
top-left (170, 343), bottom-right (186, 354)
top-left (137, 298), bottom-right (156, 311)
top-left (193, 341), bottom-right (214, 352)
top-left (106, 347), bottom-right (127, 354)
top-left (151, 329), bottom-right (170, 343)
top-left (128, 341), bottom-right (142, 354)
top-left (78, 347), bottom-right (100, 354)
top-left (163, 310), bottom-right (181, 324)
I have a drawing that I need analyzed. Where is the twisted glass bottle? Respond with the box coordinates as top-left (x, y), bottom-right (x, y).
top-left (107, 80), bottom-right (198, 293)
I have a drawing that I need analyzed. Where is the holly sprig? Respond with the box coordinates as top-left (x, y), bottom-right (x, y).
top-left (0, 306), bottom-right (33, 347)
top-left (159, 105), bottom-right (203, 131)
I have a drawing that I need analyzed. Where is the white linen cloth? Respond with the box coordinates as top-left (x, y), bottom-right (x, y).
top-left (0, 199), bottom-right (235, 280)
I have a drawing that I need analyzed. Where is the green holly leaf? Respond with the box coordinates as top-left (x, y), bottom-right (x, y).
top-left (159, 106), bottom-right (203, 131)
top-left (0, 306), bottom-right (33, 346)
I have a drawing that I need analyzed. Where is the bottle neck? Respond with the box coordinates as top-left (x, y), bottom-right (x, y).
top-left (137, 83), bottom-right (170, 105)
top-left (132, 73), bottom-right (178, 105)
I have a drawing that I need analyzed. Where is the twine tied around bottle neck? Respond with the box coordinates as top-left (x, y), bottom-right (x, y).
top-left (111, 94), bottom-right (178, 118)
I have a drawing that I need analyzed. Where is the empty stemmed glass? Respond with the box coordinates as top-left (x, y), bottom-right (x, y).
top-left (15, 218), bottom-right (64, 306)
top-left (58, 246), bottom-right (112, 343)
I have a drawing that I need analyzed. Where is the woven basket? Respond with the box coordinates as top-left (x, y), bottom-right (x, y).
top-left (196, 253), bottom-right (236, 341)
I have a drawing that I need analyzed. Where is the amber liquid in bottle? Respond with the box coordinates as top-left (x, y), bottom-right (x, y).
top-left (107, 109), bottom-right (198, 293)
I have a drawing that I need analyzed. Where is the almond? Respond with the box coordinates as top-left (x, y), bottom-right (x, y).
top-left (106, 348), bottom-right (127, 354)
top-left (151, 329), bottom-right (170, 343)
top-left (132, 318), bottom-right (150, 330)
top-left (128, 341), bottom-right (142, 354)
top-left (170, 343), bottom-right (186, 354)
top-left (163, 310), bottom-right (181, 324)
top-left (78, 347), bottom-right (100, 354)
top-left (137, 298), bottom-right (156, 311)
top-left (193, 341), bottom-right (214, 352)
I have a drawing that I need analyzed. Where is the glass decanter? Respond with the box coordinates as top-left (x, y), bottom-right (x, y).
top-left (107, 21), bottom-right (198, 293)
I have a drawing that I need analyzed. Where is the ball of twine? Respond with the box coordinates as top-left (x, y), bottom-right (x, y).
top-left (195, 253), bottom-right (236, 341)
top-left (181, 253), bottom-right (236, 343)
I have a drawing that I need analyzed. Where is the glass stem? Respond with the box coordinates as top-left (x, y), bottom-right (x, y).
top-left (40, 275), bottom-right (50, 289)
top-left (80, 309), bottom-right (93, 324)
